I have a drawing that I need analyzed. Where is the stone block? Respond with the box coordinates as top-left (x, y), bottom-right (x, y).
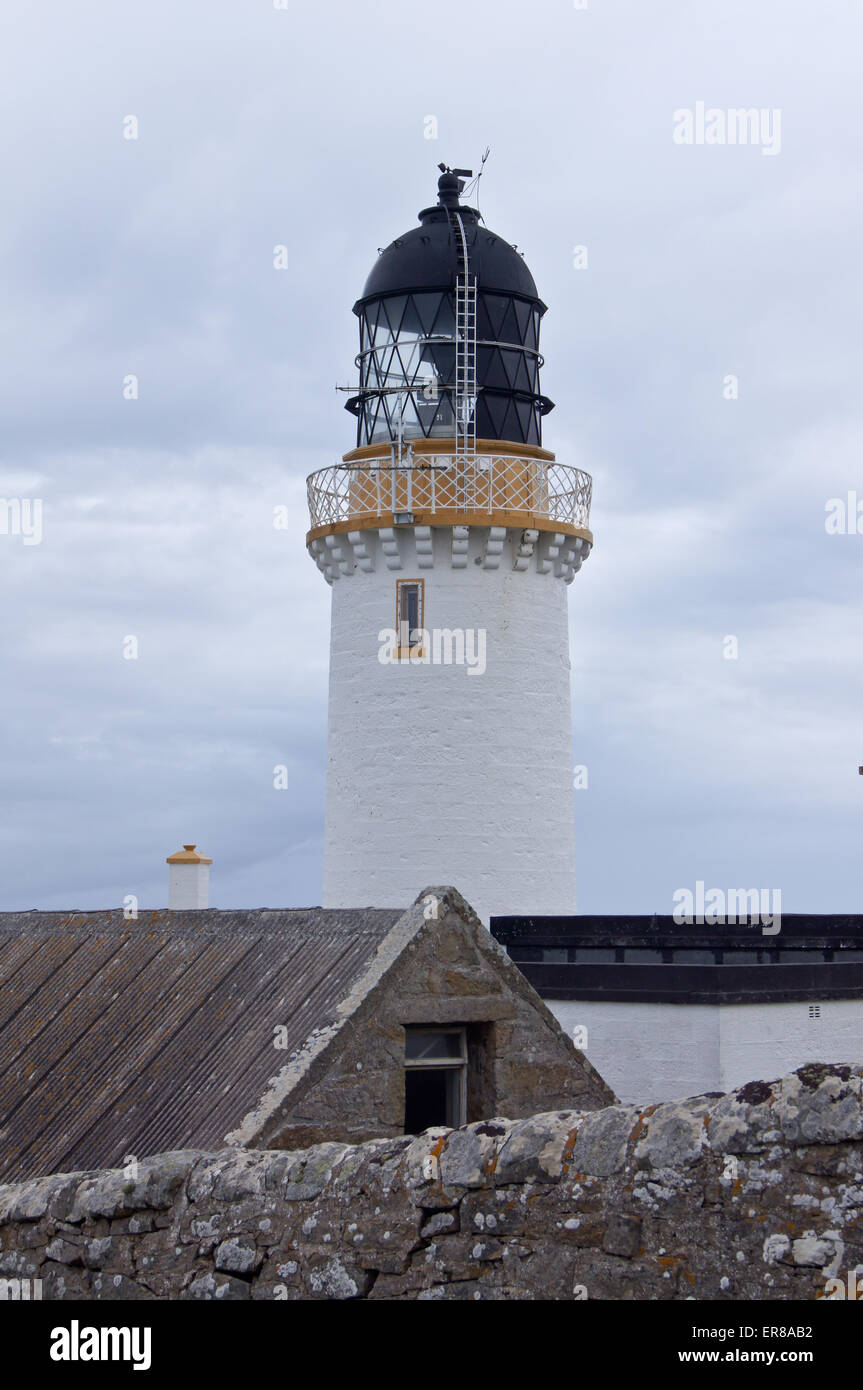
top-left (601, 1213), bottom-right (642, 1259)
top-left (214, 1236), bottom-right (262, 1276)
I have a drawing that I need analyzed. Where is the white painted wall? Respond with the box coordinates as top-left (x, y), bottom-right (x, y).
top-left (718, 999), bottom-right (863, 1093)
top-left (547, 996), bottom-right (863, 1104)
top-left (321, 525), bottom-right (580, 923)
top-left (549, 999), bottom-right (720, 1104)
top-left (168, 863), bottom-right (210, 910)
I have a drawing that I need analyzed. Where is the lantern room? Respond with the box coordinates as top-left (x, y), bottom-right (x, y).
top-left (346, 168), bottom-right (554, 449)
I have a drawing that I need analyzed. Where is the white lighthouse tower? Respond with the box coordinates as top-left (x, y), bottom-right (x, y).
top-left (306, 166), bottom-right (593, 923)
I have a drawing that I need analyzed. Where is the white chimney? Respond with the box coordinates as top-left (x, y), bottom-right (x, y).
top-left (166, 844), bottom-right (212, 909)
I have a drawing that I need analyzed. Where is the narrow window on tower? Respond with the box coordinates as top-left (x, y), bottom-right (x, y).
top-left (396, 579), bottom-right (424, 658)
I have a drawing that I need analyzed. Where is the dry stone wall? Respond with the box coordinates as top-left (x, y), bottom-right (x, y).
top-left (1, 1063), bottom-right (862, 1301)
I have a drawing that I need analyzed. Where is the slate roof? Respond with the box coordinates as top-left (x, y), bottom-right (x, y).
top-left (0, 907), bottom-right (402, 1183)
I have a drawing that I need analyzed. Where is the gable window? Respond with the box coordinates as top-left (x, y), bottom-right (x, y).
top-left (403, 1027), bottom-right (466, 1134)
top-left (396, 579), bottom-right (424, 658)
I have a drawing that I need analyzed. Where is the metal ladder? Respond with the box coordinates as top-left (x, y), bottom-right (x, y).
top-left (450, 210), bottom-right (477, 471)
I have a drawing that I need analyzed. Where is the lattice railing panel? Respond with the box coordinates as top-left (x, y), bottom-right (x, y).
top-left (307, 454), bottom-right (592, 531)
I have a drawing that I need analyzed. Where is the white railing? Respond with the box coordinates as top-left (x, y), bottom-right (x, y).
top-left (307, 453), bottom-right (593, 531)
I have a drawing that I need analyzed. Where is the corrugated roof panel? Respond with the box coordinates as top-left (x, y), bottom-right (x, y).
top-left (0, 908), bottom-right (402, 1181)
top-left (0, 935), bottom-right (123, 1081)
top-left (148, 931), bottom-right (382, 1153)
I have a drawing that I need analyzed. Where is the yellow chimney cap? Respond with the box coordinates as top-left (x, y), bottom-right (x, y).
top-left (166, 844), bottom-right (213, 865)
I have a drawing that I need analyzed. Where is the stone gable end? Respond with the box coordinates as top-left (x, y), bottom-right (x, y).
top-left (249, 887), bottom-right (615, 1151)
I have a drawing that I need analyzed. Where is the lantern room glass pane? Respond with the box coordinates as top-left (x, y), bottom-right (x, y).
top-left (513, 299), bottom-right (532, 340)
top-left (430, 296), bottom-right (456, 337)
top-left (481, 294), bottom-right (508, 340)
top-left (411, 293), bottom-right (441, 335)
top-left (497, 301), bottom-right (521, 344)
top-left (354, 282), bottom-right (549, 446)
top-left (382, 295), bottom-right (407, 339)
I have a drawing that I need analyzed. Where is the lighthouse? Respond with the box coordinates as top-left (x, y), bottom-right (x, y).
top-left (306, 166), bottom-right (593, 922)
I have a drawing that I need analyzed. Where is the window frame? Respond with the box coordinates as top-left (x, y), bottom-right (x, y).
top-left (403, 1025), bottom-right (467, 1131)
top-left (395, 578), bottom-right (425, 659)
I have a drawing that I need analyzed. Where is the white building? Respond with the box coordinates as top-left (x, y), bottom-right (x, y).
top-left (306, 167), bottom-right (592, 923)
top-left (492, 912), bottom-right (863, 1103)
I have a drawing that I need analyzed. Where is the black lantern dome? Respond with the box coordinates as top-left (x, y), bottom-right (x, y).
top-left (346, 168), bottom-right (554, 448)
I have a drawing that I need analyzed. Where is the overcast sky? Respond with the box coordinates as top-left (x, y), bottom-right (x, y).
top-left (1, 0), bottom-right (861, 915)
